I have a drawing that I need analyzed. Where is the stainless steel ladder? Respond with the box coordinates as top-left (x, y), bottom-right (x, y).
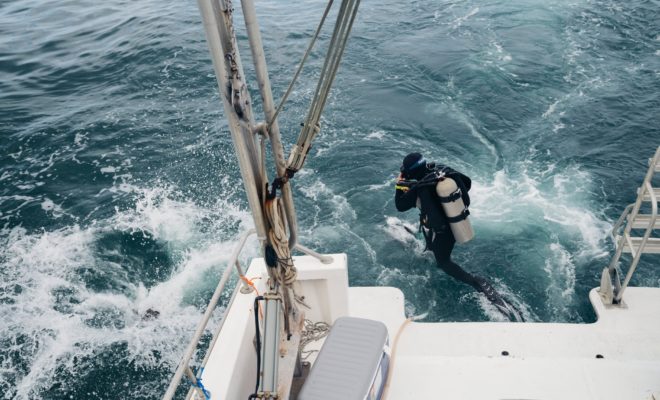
top-left (599, 146), bottom-right (660, 304)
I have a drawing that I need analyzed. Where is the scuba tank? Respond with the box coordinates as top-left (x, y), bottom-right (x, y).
top-left (436, 177), bottom-right (474, 243)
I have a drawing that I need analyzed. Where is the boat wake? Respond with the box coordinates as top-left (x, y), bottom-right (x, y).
top-left (0, 184), bottom-right (256, 399)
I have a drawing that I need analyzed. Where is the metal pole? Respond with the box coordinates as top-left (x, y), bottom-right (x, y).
top-left (616, 181), bottom-right (658, 302)
top-left (196, 0), bottom-right (268, 241)
top-left (185, 281), bottom-right (243, 400)
top-left (240, 0), bottom-right (299, 249)
top-left (260, 296), bottom-right (282, 396)
top-left (163, 230), bottom-right (255, 400)
top-left (295, 243), bottom-right (334, 264)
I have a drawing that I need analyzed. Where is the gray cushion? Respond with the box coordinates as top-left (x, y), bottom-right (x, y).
top-left (298, 316), bottom-right (389, 400)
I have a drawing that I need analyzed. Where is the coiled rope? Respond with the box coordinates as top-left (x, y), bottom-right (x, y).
top-left (265, 197), bottom-right (297, 285)
top-left (298, 319), bottom-right (331, 361)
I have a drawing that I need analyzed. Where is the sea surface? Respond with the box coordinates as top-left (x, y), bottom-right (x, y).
top-left (1, 0), bottom-right (659, 398)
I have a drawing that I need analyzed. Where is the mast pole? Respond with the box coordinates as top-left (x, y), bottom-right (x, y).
top-left (195, 0), bottom-right (268, 240)
top-left (162, 4), bottom-right (269, 397)
top-left (240, 0), bottom-right (299, 249)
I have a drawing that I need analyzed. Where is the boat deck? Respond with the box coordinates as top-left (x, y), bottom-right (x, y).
top-left (198, 255), bottom-right (660, 400)
top-left (350, 285), bottom-right (660, 400)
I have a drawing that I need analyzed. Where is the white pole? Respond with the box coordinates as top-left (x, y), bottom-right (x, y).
top-left (196, 0), bottom-right (268, 240)
top-left (241, 0), bottom-right (299, 249)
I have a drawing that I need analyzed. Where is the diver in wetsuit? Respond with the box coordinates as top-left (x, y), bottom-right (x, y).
top-left (395, 152), bottom-right (514, 316)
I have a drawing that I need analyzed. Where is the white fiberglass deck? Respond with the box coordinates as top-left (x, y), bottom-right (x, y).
top-left (199, 254), bottom-right (660, 400)
top-left (353, 286), bottom-right (660, 400)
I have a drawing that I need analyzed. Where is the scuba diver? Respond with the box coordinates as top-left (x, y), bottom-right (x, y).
top-left (395, 152), bottom-right (522, 321)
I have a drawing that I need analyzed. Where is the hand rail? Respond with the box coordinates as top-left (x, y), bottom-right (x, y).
top-left (163, 229), bottom-right (257, 400)
top-left (295, 243), bottom-right (334, 264)
top-left (605, 146), bottom-right (660, 304)
top-left (616, 181), bottom-right (657, 302)
top-left (610, 203), bottom-right (634, 238)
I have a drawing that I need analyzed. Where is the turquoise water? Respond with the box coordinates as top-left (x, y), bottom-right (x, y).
top-left (1, 0), bottom-right (659, 398)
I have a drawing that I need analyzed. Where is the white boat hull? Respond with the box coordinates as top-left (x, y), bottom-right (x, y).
top-left (198, 254), bottom-right (660, 400)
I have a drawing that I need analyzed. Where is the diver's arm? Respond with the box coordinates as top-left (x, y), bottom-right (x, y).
top-left (395, 178), bottom-right (417, 212)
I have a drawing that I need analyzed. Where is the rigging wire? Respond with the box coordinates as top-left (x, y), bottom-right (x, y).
top-left (286, 0), bottom-right (361, 174)
top-left (269, 0), bottom-right (335, 129)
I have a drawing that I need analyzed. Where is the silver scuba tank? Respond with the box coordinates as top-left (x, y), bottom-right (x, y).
top-left (435, 177), bottom-right (474, 243)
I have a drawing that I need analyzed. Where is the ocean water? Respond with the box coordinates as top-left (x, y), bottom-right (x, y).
top-left (1, 0), bottom-right (659, 398)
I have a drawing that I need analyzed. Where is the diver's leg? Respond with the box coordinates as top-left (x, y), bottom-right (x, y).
top-left (431, 234), bottom-right (476, 284)
top-left (431, 234), bottom-right (505, 305)
top-left (430, 233), bottom-right (522, 320)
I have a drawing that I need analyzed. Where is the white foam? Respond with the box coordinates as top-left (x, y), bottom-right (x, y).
top-left (40, 198), bottom-right (65, 218)
top-left (366, 177), bottom-right (395, 191)
top-left (16, 184), bottom-right (35, 190)
top-left (471, 167), bottom-right (611, 256)
top-left (1, 184), bottom-right (255, 397)
top-left (462, 114), bottom-right (499, 162)
top-left (383, 216), bottom-right (426, 256)
top-left (543, 240), bottom-right (577, 319)
top-left (74, 132), bottom-right (88, 148)
top-left (553, 122), bottom-right (566, 132)
top-left (475, 280), bottom-right (535, 322)
top-left (542, 99), bottom-right (560, 118)
top-left (299, 180), bottom-right (356, 221)
top-left (365, 130), bottom-right (385, 140)
top-left (450, 7), bottom-right (479, 29)
top-left (491, 41), bottom-right (512, 62)
top-left (376, 265), bottom-right (430, 288)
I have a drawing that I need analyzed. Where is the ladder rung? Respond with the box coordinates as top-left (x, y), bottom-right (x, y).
top-left (621, 237), bottom-right (660, 254)
top-left (640, 187), bottom-right (660, 202)
top-left (629, 214), bottom-right (660, 230)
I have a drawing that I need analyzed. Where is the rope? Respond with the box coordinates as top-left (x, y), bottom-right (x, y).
top-left (298, 319), bottom-right (331, 360)
top-left (265, 197), bottom-right (297, 285)
top-left (264, 196), bottom-right (300, 339)
top-left (269, 0), bottom-right (335, 128)
top-left (381, 318), bottom-right (412, 400)
top-left (190, 368), bottom-right (211, 400)
top-left (286, 0), bottom-right (361, 173)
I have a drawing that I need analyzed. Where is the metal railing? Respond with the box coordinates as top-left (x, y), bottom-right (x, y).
top-left (162, 229), bottom-right (333, 400)
top-left (615, 181), bottom-right (658, 302)
top-left (163, 229), bottom-right (256, 400)
top-left (602, 146), bottom-right (660, 304)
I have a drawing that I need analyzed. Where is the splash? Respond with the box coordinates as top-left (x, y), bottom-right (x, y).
top-left (471, 166), bottom-right (611, 256)
top-left (0, 184), bottom-right (255, 399)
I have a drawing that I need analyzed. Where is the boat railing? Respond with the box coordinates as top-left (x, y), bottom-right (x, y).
top-left (162, 228), bottom-right (256, 400)
top-left (162, 228), bottom-right (332, 400)
top-left (600, 146), bottom-right (660, 304)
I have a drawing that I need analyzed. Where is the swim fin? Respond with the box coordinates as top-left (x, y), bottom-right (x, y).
top-left (474, 277), bottom-right (525, 322)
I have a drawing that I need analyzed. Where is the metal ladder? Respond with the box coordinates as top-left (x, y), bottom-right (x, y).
top-left (599, 146), bottom-right (660, 305)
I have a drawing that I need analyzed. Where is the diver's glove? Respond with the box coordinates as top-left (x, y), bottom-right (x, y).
top-left (395, 173), bottom-right (416, 192)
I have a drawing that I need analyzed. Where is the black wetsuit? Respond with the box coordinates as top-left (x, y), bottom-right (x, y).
top-left (395, 165), bottom-right (503, 303)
